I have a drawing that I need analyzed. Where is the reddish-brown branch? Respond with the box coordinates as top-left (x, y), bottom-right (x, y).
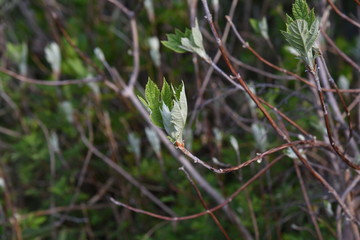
top-left (293, 161), bottom-right (323, 240)
top-left (310, 70), bottom-right (360, 170)
top-left (226, 16), bottom-right (360, 93)
top-left (179, 167), bottom-right (231, 240)
top-left (326, 0), bottom-right (360, 28)
top-left (177, 140), bottom-right (327, 174)
top-left (321, 29), bottom-right (360, 72)
top-left (110, 155), bottom-right (282, 222)
top-left (201, 0), bottom-right (359, 224)
top-left (0, 67), bottom-right (103, 86)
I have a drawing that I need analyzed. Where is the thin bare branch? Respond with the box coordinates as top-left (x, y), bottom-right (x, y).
top-left (0, 67), bottom-right (103, 86)
top-left (326, 0), bottom-right (360, 28)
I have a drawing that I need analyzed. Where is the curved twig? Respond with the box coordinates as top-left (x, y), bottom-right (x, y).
top-left (110, 155), bottom-right (282, 222)
top-left (226, 17), bottom-right (360, 93)
top-left (0, 67), bottom-right (103, 86)
top-left (200, 0), bottom-right (358, 223)
top-left (326, 0), bottom-right (360, 28)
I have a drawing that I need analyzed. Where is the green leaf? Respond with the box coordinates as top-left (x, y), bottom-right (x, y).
top-left (290, 0), bottom-right (316, 26)
top-left (292, 0), bottom-right (310, 21)
top-left (249, 18), bottom-right (260, 34)
top-left (161, 28), bottom-right (192, 53)
top-left (286, 14), bottom-right (294, 24)
top-left (138, 95), bottom-right (150, 111)
top-left (140, 78), bottom-right (163, 127)
top-left (138, 78), bottom-right (188, 143)
top-left (162, 19), bottom-right (209, 60)
top-left (250, 17), bottom-right (269, 40)
top-left (145, 77), bottom-right (160, 108)
top-left (161, 79), bottom-right (173, 109)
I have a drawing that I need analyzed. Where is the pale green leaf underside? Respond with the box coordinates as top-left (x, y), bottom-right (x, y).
top-left (281, 19), bottom-right (319, 68)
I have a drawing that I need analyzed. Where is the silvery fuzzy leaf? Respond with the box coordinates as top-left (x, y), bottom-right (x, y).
top-left (338, 75), bottom-right (349, 90)
top-left (285, 46), bottom-right (301, 57)
top-left (281, 19), bottom-right (318, 68)
top-left (88, 81), bottom-right (101, 99)
top-left (229, 135), bottom-right (239, 155)
top-left (184, 128), bottom-right (193, 150)
top-left (180, 37), bottom-right (195, 53)
top-left (212, 0), bottom-right (219, 11)
top-left (307, 19), bottom-right (319, 52)
top-left (323, 200), bottom-right (334, 217)
top-left (192, 19), bottom-right (204, 50)
top-left (49, 131), bottom-right (60, 153)
top-left (180, 38), bottom-right (209, 60)
top-left (178, 81), bottom-right (187, 120)
top-left (20, 43), bottom-right (28, 76)
top-left (45, 42), bottom-right (61, 73)
top-left (284, 147), bottom-right (306, 160)
top-left (246, 82), bottom-right (257, 109)
top-left (213, 128), bottom-right (223, 145)
top-left (161, 28), bottom-right (192, 53)
top-left (259, 17), bottom-right (269, 40)
top-left (145, 127), bottom-right (161, 155)
top-left (144, 0), bottom-right (154, 21)
top-left (94, 47), bottom-right (105, 62)
top-left (251, 123), bottom-right (268, 152)
top-left (0, 177), bottom-right (4, 189)
top-left (148, 36), bottom-right (161, 67)
top-left (160, 102), bottom-right (176, 142)
top-left (59, 101), bottom-right (74, 123)
top-left (128, 132), bottom-right (141, 160)
top-left (170, 100), bottom-right (187, 142)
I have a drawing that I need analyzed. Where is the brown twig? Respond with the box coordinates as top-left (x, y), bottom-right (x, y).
top-left (321, 29), bottom-right (360, 72)
top-left (110, 155), bottom-right (282, 222)
top-left (201, 0), bottom-right (358, 224)
top-left (318, 55), bottom-right (356, 155)
top-left (293, 161), bottom-right (323, 240)
top-left (309, 70), bottom-right (360, 170)
top-left (326, 0), bottom-right (360, 28)
top-left (179, 167), bottom-right (231, 240)
top-left (77, 124), bottom-right (177, 217)
top-left (0, 67), bottom-right (103, 86)
top-left (177, 140), bottom-right (322, 173)
top-left (225, 17), bottom-right (360, 93)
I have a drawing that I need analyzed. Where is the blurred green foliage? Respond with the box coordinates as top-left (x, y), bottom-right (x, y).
top-left (0, 0), bottom-right (358, 239)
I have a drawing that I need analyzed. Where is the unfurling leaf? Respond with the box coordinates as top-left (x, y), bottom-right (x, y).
top-left (139, 78), bottom-right (188, 143)
top-left (45, 42), bottom-right (61, 74)
top-left (138, 78), bottom-right (163, 127)
top-left (162, 19), bottom-right (209, 61)
top-left (282, 0), bottom-right (319, 69)
top-left (250, 17), bottom-right (269, 40)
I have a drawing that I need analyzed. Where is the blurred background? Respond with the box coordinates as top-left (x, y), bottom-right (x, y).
top-left (0, 0), bottom-right (360, 239)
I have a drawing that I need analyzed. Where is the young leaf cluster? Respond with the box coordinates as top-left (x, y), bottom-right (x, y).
top-left (249, 17), bottom-right (269, 40)
top-left (161, 20), bottom-right (209, 61)
top-left (138, 78), bottom-right (187, 144)
top-left (281, 0), bottom-right (319, 70)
